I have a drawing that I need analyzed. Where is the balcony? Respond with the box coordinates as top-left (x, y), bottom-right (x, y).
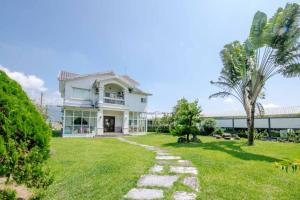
top-left (104, 92), bottom-right (125, 105)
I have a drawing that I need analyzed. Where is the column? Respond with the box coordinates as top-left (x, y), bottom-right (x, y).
top-left (98, 82), bottom-right (104, 106)
top-left (62, 109), bottom-right (66, 137)
top-left (97, 108), bottom-right (104, 135)
top-left (123, 110), bottom-right (129, 134)
top-left (123, 88), bottom-right (128, 106)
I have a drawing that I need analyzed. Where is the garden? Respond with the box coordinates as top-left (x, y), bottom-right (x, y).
top-left (1, 2), bottom-right (300, 200)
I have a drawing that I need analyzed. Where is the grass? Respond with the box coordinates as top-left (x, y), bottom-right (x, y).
top-left (127, 134), bottom-right (300, 200)
top-left (43, 138), bottom-right (155, 200)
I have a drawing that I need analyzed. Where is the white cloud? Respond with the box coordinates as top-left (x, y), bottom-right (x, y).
top-left (224, 97), bottom-right (233, 103)
top-left (262, 103), bottom-right (279, 108)
top-left (0, 65), bottom-right (62, 105)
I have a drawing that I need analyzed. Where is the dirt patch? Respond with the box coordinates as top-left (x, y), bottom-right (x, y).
top-left (0, 177), bottom-right (32, 200)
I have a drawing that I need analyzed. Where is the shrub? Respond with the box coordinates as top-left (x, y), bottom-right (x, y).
top-left (275, 159), bottom-right (300, 173)
top-left (214, 128), bottom-right (224, 135)
top-left (0, 188), bottom-right (17, 200)
top-left (202, 118), bottom-right (217, 135)
top-left (0, 71), bottom-right (53, 189)
top-left (171, 98), bottom-right (202, 143)
top-left (52, 130), bottom-right (62, 137)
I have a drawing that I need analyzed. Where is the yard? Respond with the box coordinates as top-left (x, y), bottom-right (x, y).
top-left (45, 134), bottom-right (300, 200)
top-left (43, 138), bottom-right (155, 200)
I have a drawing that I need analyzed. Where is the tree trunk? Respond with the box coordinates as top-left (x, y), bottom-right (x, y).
top-left (248, 104), bottom-right (255, 145)
top-left (187, 133), bottom-right (190, 143)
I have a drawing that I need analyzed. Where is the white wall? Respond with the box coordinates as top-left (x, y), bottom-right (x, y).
top-left (215, 117), bottom-right (300, 129)
top-left (127, 93), bottom-right (147, 112)
top-left (216, 119), bottom-right (232, 127)
top-left (271, 118), bottom-right (300, 129)
top-left (62, 75), bottom-right (149, 113)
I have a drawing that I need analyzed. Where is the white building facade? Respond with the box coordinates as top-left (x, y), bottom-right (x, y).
top-left (58, 71), bottom-right (151, 137)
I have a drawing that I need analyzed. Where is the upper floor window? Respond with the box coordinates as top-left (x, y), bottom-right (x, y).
top-left (72, 87), bottom-right (90, 100)
top-left (141, 97), bottom-right (147, 103)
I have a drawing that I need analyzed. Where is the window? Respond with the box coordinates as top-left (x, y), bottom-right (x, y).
top-left (72, 87), bottom-right (90, 100)
top-left (129, 112), bottom-right (147, 134)
top-left (141, 97), bottom-right (147, 103)
top-left (63, 110), bottom-right (97, 134)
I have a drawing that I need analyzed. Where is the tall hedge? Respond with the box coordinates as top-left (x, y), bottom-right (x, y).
top-left (0, 70), bottom-right (52, 189)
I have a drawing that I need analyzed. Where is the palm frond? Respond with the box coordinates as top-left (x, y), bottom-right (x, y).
top-left (281, 63), bottom-right (300, 77)
top-left (256, 102), bottom-right (265, 117)
top-left (209, 91), bottom-right (231, 99)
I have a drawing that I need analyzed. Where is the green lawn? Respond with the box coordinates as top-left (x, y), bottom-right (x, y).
top-left (44, 138), bottom-right (155, 200)
top-left (127, 134), bottom-right (300, 200)
top-left (45, 135), bottom-right (300, 200)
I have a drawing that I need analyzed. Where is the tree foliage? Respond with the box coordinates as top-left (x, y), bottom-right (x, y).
top-left (202, 118), bottom-right (217, 135)
top-left (170, 98), bottom-right (202, 143)
top-left (0, 70), bottom-right (53, 189)
top-left (210, 3), bottom-right (300, 145)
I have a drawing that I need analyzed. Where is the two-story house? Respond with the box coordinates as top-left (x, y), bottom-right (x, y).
top-left (58, 70), bottom-right (151, 137)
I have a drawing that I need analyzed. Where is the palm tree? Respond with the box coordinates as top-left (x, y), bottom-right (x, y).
top-left (210, 3), bottom-right (300, 145)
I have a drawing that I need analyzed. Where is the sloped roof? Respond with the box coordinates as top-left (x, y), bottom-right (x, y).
top-left (121, 75), bottom-right (140, 86)
top-left (58, 70), bottom-right (115, 81)
top-left (58, 70), bottom-right (151, 95)
top-left (58, 70), bottom-right (80, 80)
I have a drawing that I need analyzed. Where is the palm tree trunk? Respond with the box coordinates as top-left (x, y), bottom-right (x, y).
top-left (248, 103), bottom-right (256, 145)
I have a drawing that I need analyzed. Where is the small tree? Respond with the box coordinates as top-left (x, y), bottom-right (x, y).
top-left (202, 118), bottom-right (217, 135)
top-left (0, 71), bottom-right (53, 194)
top-left (210, 3), bottom-right (300, 145)
top-left (170, 98), bottom-right (202, 143)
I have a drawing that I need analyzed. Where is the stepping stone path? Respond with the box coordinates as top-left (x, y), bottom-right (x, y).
top-left (118, 137), bottom-right (200, 200)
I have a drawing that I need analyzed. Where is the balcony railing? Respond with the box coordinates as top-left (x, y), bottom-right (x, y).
top-left (104, 92), bottom-right (124, 99)
top-left (104, 91), bottom-right (125, 105)
top-left (104, 98), bottom-right (125, 105)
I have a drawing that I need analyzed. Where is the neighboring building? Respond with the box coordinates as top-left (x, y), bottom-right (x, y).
top-left (58, 70), bottom-right (151, 137)
top-left (205, 106), bottom-right (300, 130)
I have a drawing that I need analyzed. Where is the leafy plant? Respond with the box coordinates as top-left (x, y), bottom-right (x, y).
top-left (275, 159), bottom-right (300, 172)
top-left (210, 3), bottom-right (300, 145)
top-left (0, 188), bottom-right (16, 200)
top-left (170, 98), bottom-right (202, 143)
top-left (214, 128), bottom-right (224, 135)
top-left (202, 118), bottom-right (217, 135)
top-left (0, 70), bottom-right (53, 193)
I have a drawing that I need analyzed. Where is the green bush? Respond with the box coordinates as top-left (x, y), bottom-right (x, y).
top-left (0, 71), bottom-right (53, 189)
top-left (0, 188), bottom-right (16, 200)
top-left (52, 130), bottom-right (62, 137)
top-left (214, 128), bottom-right (224, 135)
top-left (202, 118), bottom-right (217, 135)
top-left (269, 131), bottom-right (280, 138)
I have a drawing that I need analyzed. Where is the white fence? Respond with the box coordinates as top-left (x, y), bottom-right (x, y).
top-left (216, 117), bottom-right (300, 129)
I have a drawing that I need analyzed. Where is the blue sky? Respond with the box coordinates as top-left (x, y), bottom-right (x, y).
top-left (0, 0), bottom-right (299, 114)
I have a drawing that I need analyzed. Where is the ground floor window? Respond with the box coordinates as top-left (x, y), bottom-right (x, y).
top-left (64, 109), bottom-right (97, 134)
top-left (129, 112), bottom-right (147, 133)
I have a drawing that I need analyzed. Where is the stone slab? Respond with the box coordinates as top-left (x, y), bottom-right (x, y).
top-left (182, 176), bottom-right (199, 192)
top-left (170, 166), bottom-right (198, 175)
top-left (138, 175), bottom-right (179, 188)
top-left (156, 152), bottom-right (170, 156)
top-left (124, 188), bottom-right (164, 199)
top-left (173, 191), bottom-right (196, 200)
top-left (156, 156), bottom-right (181, 160)
top-left (150, 165), bottom-right (164, 173)
top-left (156, 160), bottom-right (175, 165)
top-left (177, 160), bottom-right (192, 166)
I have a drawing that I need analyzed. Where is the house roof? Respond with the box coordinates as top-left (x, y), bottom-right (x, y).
top-left (58, 70), bottom-right (151, 95)
top-left (58, 70), bottom-right (80, 80)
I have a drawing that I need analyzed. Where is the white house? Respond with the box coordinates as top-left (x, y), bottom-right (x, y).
top-left (58, 70), bottom-right (151, 137)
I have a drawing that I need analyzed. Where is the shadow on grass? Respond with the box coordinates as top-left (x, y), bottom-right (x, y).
top-left (163, 140), bottom-right (280, 163)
